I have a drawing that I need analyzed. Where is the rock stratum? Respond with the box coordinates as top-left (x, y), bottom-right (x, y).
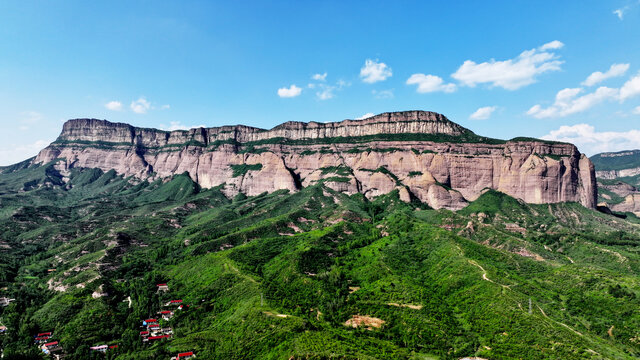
top-left (34, 111), bottom-right (597, 210)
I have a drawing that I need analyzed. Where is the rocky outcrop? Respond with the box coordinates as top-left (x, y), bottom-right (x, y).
top-left (34, 111), bottom-right (597, 210)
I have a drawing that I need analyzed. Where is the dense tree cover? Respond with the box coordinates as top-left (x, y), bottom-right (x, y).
top-left (0, 163), bottom-right (639, 359)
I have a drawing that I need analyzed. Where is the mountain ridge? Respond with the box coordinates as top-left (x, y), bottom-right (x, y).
top-left (33, 110), bottom-right (597, 210)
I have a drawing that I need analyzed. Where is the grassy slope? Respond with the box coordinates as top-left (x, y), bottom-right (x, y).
top-left (0, 165), bottom-right (639, 359)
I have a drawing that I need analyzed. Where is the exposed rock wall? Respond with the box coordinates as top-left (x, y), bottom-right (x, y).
top-left (35, 111), bottom-right (597, 210)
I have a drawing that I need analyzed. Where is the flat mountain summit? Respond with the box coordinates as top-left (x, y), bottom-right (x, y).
top-left (34, 110), bottom-right (597, 210)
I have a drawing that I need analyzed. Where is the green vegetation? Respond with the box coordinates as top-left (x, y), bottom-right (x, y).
top-left (229, 163), bottom-right (263, 177)
top-left (591, 150), bottom-right (640, 171)
top-left (1, 162), bottom-right (640, 359)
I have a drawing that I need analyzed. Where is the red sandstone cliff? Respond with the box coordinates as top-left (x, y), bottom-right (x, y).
top-left (34, 111), bottom-right (597, 210)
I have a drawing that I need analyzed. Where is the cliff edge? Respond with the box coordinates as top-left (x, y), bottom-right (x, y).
top-left (35, 111), bottom-right (597, 210)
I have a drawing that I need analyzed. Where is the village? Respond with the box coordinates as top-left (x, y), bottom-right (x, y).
top-left (25, 283), bottom-right (195, 359)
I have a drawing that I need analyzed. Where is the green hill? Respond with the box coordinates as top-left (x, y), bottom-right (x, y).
top-left (1, 161), bottom-right (639, 359)
top-left (590, 150), bottom-right (640, 172)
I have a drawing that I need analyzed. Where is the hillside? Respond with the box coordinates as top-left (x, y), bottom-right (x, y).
top-left (590, 150), bottom-right (640, 215)
top-left (0, 158), bottom-right (639, 359)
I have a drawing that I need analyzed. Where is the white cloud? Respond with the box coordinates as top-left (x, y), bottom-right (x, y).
top-left (620, 73), bottom-right (640, 101)
top-left (360, 59), bottom-right (392, 83)
top-left (312, 73), bottom-right (327, 81)
top-left (105, 101), bottom-right (123, 111)
top-left (527, 86), bottom-right (619, 118)
top-left (539, 40), bottom-right (565, 51)
top-left (159, 121), bottom-right (206, 131)
top-left (633, 106), bottom-right (640, 115)
top-left (0, 139), bottom-right (52, 166)
top-left (160, 104), bottom-right (170, 110)
top-left (356, 113), bottom-right (375, 120)
top-left (315, 80), bottom-right (349, 100)
top-left (130, 97), bottom-right (151, 114)
top-left (542, 124), bottom-right (640, 155)
top-left (277, 85), bottom-right (302, 98)
top-left (406, 74), bottom-right (457, 93)
top-left (469, 106), bottom-right (497, 120)
top-left (614, 7), bottom-right (626, 19)
top-left (372, 89), bottom-right (394, 99)
top-left (582, 63), bottom-right (630, 86)
top-left (451, 41), bottom-right (564, 90)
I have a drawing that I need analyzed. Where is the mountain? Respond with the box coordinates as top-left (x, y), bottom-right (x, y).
top-left (3, 112), bottom-right (639, 360)
top-left (590, 150), bottom-right (640, 215)
top-left (34, 111), bottom-right (597, 210)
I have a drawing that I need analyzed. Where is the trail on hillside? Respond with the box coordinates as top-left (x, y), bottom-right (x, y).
top-left (468, 260), bottom-right (510, 289)
top-left (537, 304), bottom-right (583, 336)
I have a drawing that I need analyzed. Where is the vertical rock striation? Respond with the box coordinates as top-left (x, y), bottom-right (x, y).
top-left (34, 111), bottom-right (597, 210)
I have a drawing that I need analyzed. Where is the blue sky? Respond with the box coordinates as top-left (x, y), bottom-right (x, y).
top-left (1, 1), bottom-right (640, 165)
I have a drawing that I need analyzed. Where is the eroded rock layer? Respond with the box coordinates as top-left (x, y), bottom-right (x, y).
top-left (34, 111), bottom-right (597, 210)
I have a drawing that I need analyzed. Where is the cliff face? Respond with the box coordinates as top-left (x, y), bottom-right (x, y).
top-left (34, 111), bottom-right (597, 210)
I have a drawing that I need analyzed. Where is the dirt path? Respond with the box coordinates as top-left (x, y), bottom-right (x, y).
top-left (127, 296), bottom-right (132, 308)
top-left (537, 304), bottom-right (583, 336)
top-left (608, 325), bottom-right (614, 338)
top-left (468, 260), bottom-right (510, 289)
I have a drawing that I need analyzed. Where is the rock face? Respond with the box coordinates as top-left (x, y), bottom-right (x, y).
top-left (34, 111), bottom-right (597, 210)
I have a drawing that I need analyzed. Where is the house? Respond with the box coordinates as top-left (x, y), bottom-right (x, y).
top-left (165, 299), bottom-right (182, 306)
top-left (90, 345), bottom-right (108, 353)
top-left (41, 341), bottom-right (61, 354)
top-left (162, 327), bottom-right (173, 335)
top-left (148, 334), bottom-right (171, 341)
top-left (37, 332), bottom-right (53, 337)
top-left (0, 297), bottom-right (15, 307)
top-left (157, 283), bottom-right (169, 292)
top-left (176, 351), bottom-right (195, 359)
top-left (159, 310), bottom-right (174, 320)
top-left (35, 336), bottom-right (51, 343)
top-left (0, 325), bottom-right (7, 334)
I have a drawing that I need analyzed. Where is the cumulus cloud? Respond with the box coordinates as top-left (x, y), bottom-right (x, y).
top-left (406, 74), bottom-right (457, 93)
top-left (582, 63), bottom-right (630, 86)
top-left (105, 101), bottom-right (123, 111)
top-left (312, 73), bottom-right (327, 81)
top-left (130, 97), bottom-right (151, 114)
top-left (0, 139), bottom-right (52, 166)
top-left (620, 73), bottom-right (640, 101)
top-left (356, 113), bottom-right (375, 120)
top-left (527, 87), bottom-right (619, 118)
top-left (277, 85), bottom-right (302, 98)
top-left (469, 106), bottom-right (497, 120)
top-left (528, 72), bottom-right (640, 118)
top-left (539, 40), bottom-right (565, 51)
top-left (360, 59), bottom-right (392, 83)
top-left (542, 124), bottom-right (640, 155)
top-left (451, 41), bottom-right (564, 90)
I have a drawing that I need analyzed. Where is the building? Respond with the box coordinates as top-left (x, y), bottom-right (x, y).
top-left (90, 345), bottom-right (108, 353)
top-left (0, 297), bottom-right (15, 307)
top-left (157, 283), bottom-right (169, 292)
top-left (165, 299), bottom-right (183, 306)
top-left (159, 310), bottom-right (174, 320)
top-left (173, 351), bottom-right (195, 359)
